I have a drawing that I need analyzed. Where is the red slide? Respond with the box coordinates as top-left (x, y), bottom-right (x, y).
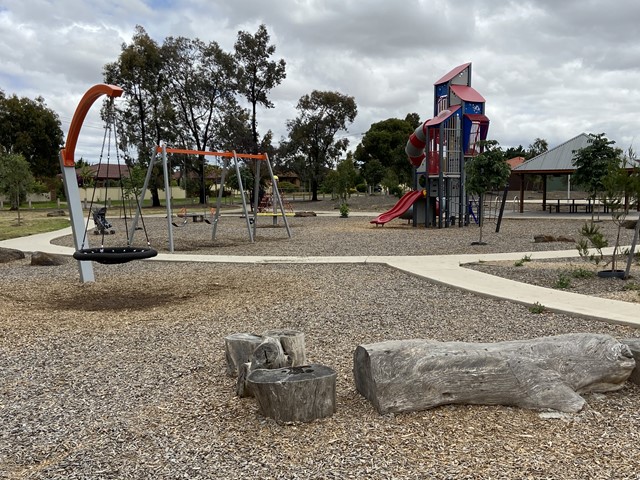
top-left (370, 190), bottom-right (424, 226)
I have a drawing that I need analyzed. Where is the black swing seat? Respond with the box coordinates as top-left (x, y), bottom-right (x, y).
top-left (73, 246), bottom-right (158, 264)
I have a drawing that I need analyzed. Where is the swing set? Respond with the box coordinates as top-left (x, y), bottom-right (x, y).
top-left (60, 84), bottom-right (157, 283)
top-left (129, 144), bottom-right (292, 253)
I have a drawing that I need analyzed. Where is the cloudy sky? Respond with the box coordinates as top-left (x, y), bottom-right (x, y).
top-left (2, 0), bottom-right (639, 162)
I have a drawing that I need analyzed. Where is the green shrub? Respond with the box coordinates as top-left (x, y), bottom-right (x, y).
top-left (277, 181), bottom-right (298, 193)
top-left (339, 203), bottom-right (349, 218)
top-left (570, 267), bottom-right (595, 279)
top-left (389, 185), bottom-right (403, 197)
top-left (356, 183), bottom-right (367, 193)
top-left (514, 254), bottom-right (532, 267)
top-left (554, 274), bottom-right (571, 289)
top-left (577, 221), bottom-right (608, 266)
top-left (529, 302), bottom-right (545, 314)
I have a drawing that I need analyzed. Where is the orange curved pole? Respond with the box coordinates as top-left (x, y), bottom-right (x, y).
top-left (60, 84), bottom-right (123, 167)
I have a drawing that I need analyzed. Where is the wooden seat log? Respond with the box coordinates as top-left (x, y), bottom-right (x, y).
top-left (236, 335), bottom-right (288, 398)
top-left (248, 364), bottom-right (337, 423)
top-left (224, 333), bottom-right (263, 376)
top-left (262, 329), bottom-right (307, 367)
top-left (353, 333), bottom-right (635, 415)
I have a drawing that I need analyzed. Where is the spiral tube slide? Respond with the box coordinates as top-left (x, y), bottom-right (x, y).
top-left (405, 122), bottom-right (428, 167)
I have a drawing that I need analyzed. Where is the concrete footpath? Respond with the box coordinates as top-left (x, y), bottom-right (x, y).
top-left (1, 225), bottom-right (639, 328)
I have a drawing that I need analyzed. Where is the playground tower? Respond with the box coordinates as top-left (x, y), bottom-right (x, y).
top-left (405, 63), bottom-right (489, 227)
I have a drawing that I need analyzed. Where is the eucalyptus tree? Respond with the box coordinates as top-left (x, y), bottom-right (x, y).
top-left (104, 25), bottom-right (176, 206)
top-left (283, 90), bottom-right (357, 201)
top-left (234, 24), bottom-right (286, 154)
top-left (162, 36), bottom-right (240, 203)
top-left (0, 92), bottom-right (63, 178)
top-left (0, 153), bottom-right (35, 219)
top-left (354, 115), bottom-right (418, 186)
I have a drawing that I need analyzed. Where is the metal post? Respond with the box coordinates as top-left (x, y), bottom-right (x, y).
top-left (264, 153), bottom-right (291, 238)
top-left (233, 151), bottom-right (254, 242)
top-left (60, 152), bottom-right (95, 283)
top-left (438, 122), bottom-right (444, 228)
top-left (253, 159), bottom-right (261, 237)
top-left (211, 158), bottom-right (228, 241)
top-left (161, 145), bottom-right (175, 253)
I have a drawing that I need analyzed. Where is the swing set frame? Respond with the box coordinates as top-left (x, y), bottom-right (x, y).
top-left (130, 144), bottom-right (292, 253)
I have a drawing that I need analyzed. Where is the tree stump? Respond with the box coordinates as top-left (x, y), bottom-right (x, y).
top-left (353, 333), bottom-right (635, 414)
top-left (224, 333), bottom-right (263, 377)
top-left (248, 364), bottom-right (337, 422)
top-left (251, 336), bottom-right (288, 371)
top-left (262, 329), bottom-right (307, 366)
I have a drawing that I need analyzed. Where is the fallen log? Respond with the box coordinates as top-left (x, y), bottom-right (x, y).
top-left (621, 338), bottom-right (640, 385)
top-left (248, 364), bottom-right (337, 422)
top-left (353, 333), bottom-right (635, 414)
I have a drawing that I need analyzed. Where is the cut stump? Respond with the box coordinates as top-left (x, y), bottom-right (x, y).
top-left (262, 329), bottom-right (307, 366)
top-left (224, 333), bottom-right (262, 377)
top-left (248, 364), bottom-right (337, 422)
top-left (353, 333), bottom-right (635, 414)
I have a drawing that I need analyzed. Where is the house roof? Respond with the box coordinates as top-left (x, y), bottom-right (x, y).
top-left (507, 157), bottom-right (525, 169)
top-left (85, 164), bottom-right (130, 179)
top-left (512, 133), bottom-right (592, 174)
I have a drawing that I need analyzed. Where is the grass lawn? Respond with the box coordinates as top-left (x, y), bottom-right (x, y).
top-left (0, 208), bottom-right (70, 241)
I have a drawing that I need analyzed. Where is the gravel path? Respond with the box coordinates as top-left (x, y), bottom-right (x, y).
top-left (2, 206), bottom-right (640, 479)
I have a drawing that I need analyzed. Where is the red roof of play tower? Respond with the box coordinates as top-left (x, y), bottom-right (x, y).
top-left (450, 85), bottom-right (485, 103)
top-left (434, 62), bottom-right (471, 85)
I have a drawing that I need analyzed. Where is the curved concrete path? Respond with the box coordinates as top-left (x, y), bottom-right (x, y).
top-left (2, 225), bottom-right (639, 328)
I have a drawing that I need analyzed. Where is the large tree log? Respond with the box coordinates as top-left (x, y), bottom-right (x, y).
top-left (353, 334), bottom-right (635, 414)
top-left (224, 333), bottom-right (263, 377)
top-left (262, 329), bottom-right (307, 366)
top-left (248, 364), bottom-right (337, 422)
top-left (621, 338), bottom-right (640, 385)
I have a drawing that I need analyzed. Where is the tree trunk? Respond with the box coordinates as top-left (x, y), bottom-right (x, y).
top-left (353, 334), bottom-right (635, 414)
top-left (230, 330), bottom-right (307, 397)
top-left (248, 364), bottom-right (337, 422)
top-left (250, 336), bottom-right (288, 371)
top-left (262, 329), bottom-right (306, 367)
top-left (224, 333), bottom-right (263, 377)
top-left (151, 186), bottom-right (161, 208)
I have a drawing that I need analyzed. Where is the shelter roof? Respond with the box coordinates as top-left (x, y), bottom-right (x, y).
top-left (434, 63), bottom-right (471, 85)
top-left (450, 85), bottom-right (485, 103)
top-left (512, 133), bottom-right (591, 174)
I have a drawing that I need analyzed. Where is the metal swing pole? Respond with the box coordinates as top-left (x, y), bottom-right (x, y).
top-left (264, 153), bottom-right (292, 238)
top-left (233, 151), bottom-right (254, 243)
top-left (161, 145), bottom-right (175, 252)
top-left (60, 151), bottom-right (95, 283)
top-left (211, 156), bottom-right (227, 241)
